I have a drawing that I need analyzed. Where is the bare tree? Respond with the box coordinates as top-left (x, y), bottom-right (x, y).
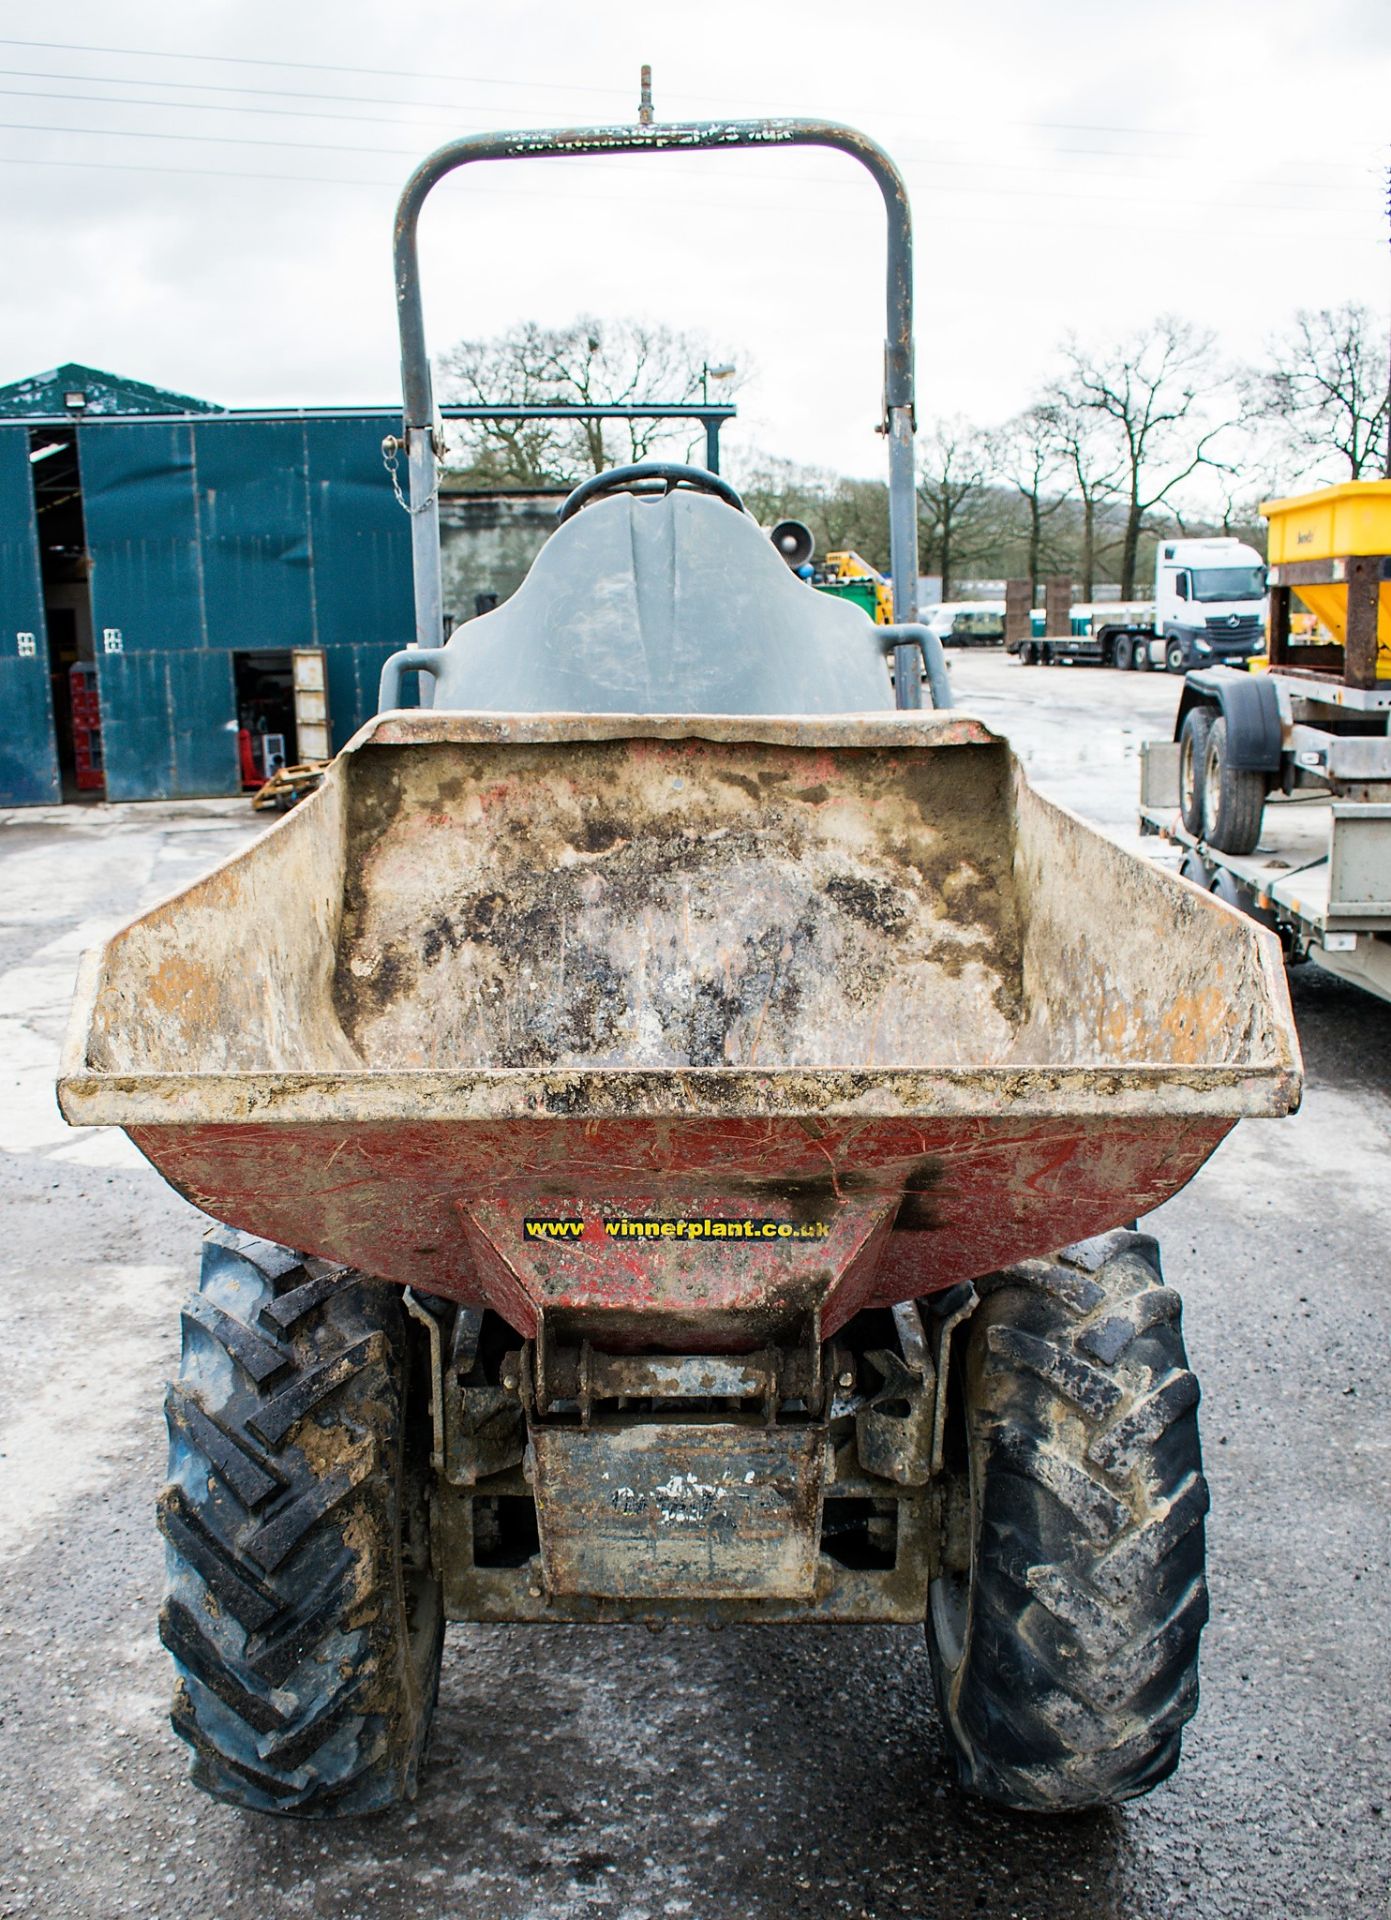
top-left (1035, 390), bottom-right (1124, 601)
top-left (436, 317), bottom-right (741, 486)
top-left (917, 418), bottom-right (996, 599)
top-left (1243, 303), bottom-right (1391, 482)
top-left (1208, 476), bottom-right (1266, 546)
top-left (1062, 318), bottom-right (1229, 597)
top-left (994, 406), bottom-right (1068, 599)
top-left (735, 457), bottom-right (890, 570)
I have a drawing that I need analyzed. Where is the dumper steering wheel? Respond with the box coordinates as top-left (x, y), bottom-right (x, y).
top-left (556, 461), bottom-right (746, 525)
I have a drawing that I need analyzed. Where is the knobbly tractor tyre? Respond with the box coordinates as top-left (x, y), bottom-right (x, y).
top-left (926, 1229), bottom-right (1209, 1813)
top-left (1202, 715), bottom-right (1265, 856)
top-left (1178, 703), bottom-right (1214, 839)
top-left (158, 1229), bottom-right (443, 1817)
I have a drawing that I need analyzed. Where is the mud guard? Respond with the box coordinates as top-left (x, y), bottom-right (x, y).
top-left (1174, 666), bottom-right (1281, 772)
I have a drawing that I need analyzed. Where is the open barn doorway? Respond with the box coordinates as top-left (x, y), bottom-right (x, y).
top-left (232, 651), bottom-right (297, 789)
top-left (30, 428), bottom-right (101, 799)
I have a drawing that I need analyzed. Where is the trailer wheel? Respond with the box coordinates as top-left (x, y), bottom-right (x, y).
top-left (1178, 704), bottom-right (1214, 838)
top-left (926, 1230), bottom-right (1208, 1812)
top-left (1178, 848), bottom-right (1211, 889)
top-left (1113, 634), bottom-right (1134, 671)
top-left (158, 1229), bottom-right (443, 1818)
top-left (1202, 715), bottom-right (1265, 855)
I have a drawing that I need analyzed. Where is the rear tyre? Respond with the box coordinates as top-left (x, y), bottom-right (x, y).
top-left (926, 1230), bottom-right (1208, 1812)
top-left (1202, 715), bottom-right (1265, 855)
top-left (1020, 642), bottom-right (1037, 665)
top-left (159, 1228), bottom-right (443, 1817)
top-left (1178, 704), bottom-right (1214, 838)
top-left (1133, 640), bottom-right (1151, 672)
top-left (1113, 634), bottom-right (1134, 672)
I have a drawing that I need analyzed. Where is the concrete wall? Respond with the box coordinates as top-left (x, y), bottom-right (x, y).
top-left (439, 491), bottom-right (567, 627)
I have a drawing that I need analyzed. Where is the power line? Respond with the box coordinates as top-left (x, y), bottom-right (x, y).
top-left (0, 87), bottom-right (1372, 203)
top-left (0, 35), bottom-right (1383, 165)
top-left (0, 114), bottom-right (409, 157)
top-left (0, 61), bottom-right (1372, 177)
top-left (0, 150), bottom-right (1376, 243)
top-left (0, 64), bottom-right (588, 125)
top-left (0, 78), bottom-right (511, 131)
top-left (0, 35), bottom-right (627, 95)
top-left (0, 151), bottom-right (393, 188)
top-left (0, 113), bottom-right (1375, 216)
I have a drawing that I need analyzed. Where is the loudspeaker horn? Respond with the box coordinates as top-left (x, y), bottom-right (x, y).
top-left (769, 519), bottom-right (814, 569)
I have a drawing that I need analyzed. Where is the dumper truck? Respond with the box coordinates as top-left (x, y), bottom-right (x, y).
top-left (1141, 480), bottom-right (1391, 1005)
top-left (58, 114), bottom-right (1301, 1822)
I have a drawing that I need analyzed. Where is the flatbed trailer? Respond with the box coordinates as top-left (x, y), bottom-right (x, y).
top-left (1138, 761), bottom-right (1391, 1003)
top-left (1140, 479), bottom-right (1391, 1007)
top-left (1014, 602), bottom-right (1158, 668)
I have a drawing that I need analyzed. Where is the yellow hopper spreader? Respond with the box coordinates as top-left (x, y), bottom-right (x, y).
top-left (1261, 478), bottom-right (1391, 682)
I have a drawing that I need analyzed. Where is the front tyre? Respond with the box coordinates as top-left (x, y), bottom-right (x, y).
top-left (926, 1231), bottom-right (1209, 1812)
top-left (159, 1229), bottom-right (443, 1817)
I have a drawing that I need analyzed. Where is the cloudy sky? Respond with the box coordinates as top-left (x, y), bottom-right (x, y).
top-left (2, 0), bottom-right (1387, 480)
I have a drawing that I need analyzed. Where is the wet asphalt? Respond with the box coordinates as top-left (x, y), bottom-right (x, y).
top-left (0, 652), bottom-right (1386, 1919)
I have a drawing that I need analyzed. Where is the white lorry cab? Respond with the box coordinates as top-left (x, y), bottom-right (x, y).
top-left (1156, 538), bottom-right (1266, 672)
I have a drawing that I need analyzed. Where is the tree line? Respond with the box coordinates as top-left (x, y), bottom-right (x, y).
top-left (439, 304), bottom-right (1390, 601)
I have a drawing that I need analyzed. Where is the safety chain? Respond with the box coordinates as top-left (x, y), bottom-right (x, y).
top-left (382, 431), bottom-right (443, 516)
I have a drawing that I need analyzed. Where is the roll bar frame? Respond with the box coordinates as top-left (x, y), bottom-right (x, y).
top-left (392, 117), bottom-right (919, 655)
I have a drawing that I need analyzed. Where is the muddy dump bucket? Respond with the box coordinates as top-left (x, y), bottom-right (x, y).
top-left (59, 711), bottom-right (1300, 1343)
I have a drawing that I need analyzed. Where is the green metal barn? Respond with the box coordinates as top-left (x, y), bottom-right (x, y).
top-left (0, 364), bottom-right (415, 806)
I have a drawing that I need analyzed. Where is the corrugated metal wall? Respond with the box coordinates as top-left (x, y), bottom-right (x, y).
top-left (0, 428), bottom-right (60, 804)
top-left (0, 412), bottom-right (413, 806)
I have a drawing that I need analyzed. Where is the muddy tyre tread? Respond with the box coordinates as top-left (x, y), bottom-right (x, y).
top-left (159, 1228), bottom-right (442, 1818)
top-left (928, 1229), bottom-right (1209, 1812)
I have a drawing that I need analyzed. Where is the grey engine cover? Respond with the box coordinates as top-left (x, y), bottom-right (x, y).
top-left (423, 488), bottom-right (896, 715)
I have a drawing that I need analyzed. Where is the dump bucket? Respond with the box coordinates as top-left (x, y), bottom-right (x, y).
top-left (59, 711), bottom-right (1300, 1345)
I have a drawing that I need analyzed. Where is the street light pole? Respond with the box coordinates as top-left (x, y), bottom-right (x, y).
top-left (701, 362), bottom-right (737, 473)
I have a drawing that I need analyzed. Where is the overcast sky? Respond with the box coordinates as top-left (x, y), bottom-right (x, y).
top-left (2, 0), bottom-right (1387, 482)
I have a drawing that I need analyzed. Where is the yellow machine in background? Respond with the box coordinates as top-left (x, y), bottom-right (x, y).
top-left (1262, 478), bottom-right (1391, 677)
top-left (816, 550), bottom-right (894, 624)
